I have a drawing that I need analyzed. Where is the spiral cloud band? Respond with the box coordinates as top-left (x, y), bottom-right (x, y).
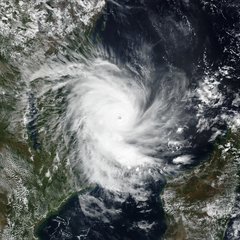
top-left (66, 58), bottom-right (189, 191)
top-left (28, 55), bottom-right (190, 192)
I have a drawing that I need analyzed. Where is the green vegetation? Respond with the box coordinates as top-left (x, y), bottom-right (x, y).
top-left (0, 2), bottom-right (104, 238)
top-left (0, 55), bottom-right (75, 239)
top-left (163, 131), bottom-right (240, 240)
top-left (0, 191), bottom-right (11, 231)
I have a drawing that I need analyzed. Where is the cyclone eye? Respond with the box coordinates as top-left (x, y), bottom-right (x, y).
top-left (67, 59), bottom-right (186, 191)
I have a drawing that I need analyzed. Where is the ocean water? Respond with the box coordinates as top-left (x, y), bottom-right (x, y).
top-left (36, 0), bottom-right (240, 239)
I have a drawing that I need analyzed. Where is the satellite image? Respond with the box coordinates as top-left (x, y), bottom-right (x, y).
top-left (0, 0), bottom-right (240, 239)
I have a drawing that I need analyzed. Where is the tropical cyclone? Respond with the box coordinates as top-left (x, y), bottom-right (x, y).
top-left (67, 58), bottom-right (190, 191)
top-left (30, 56), bottom-right (189, 192)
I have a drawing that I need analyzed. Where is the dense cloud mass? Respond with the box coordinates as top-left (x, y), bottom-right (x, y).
top-left (1, 0), bottom-right (240, 239)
